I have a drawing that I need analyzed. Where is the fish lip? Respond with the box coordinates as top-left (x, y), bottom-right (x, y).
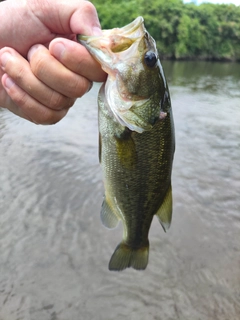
top-left (105, 16), bottom-right (144, 36)
top-left (78, 16), bottom-right (144, 42)
top-left (77, 16), bottom-right (146, 72)
top-left (77, 16), bottom-right (145, 54)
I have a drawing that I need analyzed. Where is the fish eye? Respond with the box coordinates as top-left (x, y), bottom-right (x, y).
top-left (144, 51), bottom-right (157, 68)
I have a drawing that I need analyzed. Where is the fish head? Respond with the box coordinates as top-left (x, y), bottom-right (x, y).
top-left (78, 17), bottom-right (170, 133)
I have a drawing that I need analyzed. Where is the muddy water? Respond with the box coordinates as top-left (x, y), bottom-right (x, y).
top-left (0, 61), bottom-right (240, 320)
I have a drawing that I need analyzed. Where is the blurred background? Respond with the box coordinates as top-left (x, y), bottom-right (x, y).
top-left (94, 0), bottom-right (240, 61)
top-left (0, 0), bottom-right (240, 319)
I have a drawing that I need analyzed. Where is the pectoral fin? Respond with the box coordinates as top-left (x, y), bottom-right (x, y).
top-left (155, 185), bottom-right (173, 232)
top-left (115, 131), bottom-right (137, 169)
top-left (100, 197), bottom-right (119, 229)
top-left (122, 109), bottom-right (153, 133)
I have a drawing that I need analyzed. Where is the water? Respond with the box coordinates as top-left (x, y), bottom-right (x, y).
top-left (0, 61), bottom-right (240, 320)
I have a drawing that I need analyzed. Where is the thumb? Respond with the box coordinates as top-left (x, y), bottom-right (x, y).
top-left (70, 1), bottom-right (103, 36)
top-left (31, 0), bottom-right (102, 36)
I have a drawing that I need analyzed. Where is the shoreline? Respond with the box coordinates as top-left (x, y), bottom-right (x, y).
top-left (159, 56), bottom-right (240, 63)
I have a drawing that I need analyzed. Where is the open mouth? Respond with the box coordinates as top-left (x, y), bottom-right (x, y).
top-left (77, 17), bottom-right (147, 71)
top-left (78, 16), bottom-right (145, 52)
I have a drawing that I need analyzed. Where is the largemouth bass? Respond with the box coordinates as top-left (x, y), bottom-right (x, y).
top-left (78, 17), bottom-right (175, 271)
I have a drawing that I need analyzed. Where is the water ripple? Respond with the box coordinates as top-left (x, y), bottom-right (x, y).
top-left (1, 65), bottom-right (240, 319)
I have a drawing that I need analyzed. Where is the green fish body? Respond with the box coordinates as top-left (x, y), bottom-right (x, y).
top-left (78, 17), bottom-right (175, 271)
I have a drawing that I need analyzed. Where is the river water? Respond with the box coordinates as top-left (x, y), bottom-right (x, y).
top-left (0, 61), bottom-right (240, 320)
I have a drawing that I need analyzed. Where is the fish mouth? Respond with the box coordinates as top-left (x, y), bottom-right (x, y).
top-left (78, 17), bottom-right (145, 71)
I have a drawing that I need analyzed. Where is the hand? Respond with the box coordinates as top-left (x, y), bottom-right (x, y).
top-left (0, 0), bottom-right (106, 124)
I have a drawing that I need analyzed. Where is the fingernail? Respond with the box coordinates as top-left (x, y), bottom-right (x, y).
top-left (0, 52), bottom-right (11, 69)
top-left (27, 44), bottom-right (41, 60)
top-left (4, 76), bottom-right (15, 89)
top-left (87, 81), bottom-right (93, 92)
top-left (52, 42), bottom-right (65, 59)
top-left (92, 26), bottom-right (102, 36)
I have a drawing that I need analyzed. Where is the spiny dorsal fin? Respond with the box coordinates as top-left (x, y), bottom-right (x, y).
top-left (100, 197), bottom-right (119, 229)
top-left (155, 184), bottom-right (172, 232)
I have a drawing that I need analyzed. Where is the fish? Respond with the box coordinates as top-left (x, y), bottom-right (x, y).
top-left (78, 16), bottom-right (175, 271)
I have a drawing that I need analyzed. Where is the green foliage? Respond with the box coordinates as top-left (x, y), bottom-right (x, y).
top-left (92, 0), bottom-right (140, 29)
top-left (92, 0), bottom-right (240, 61)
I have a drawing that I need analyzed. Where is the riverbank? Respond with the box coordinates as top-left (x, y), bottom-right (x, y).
top-left (94, 0), bottom-right (240, 62)
top-left (159, 55), bottom-right (240, 63)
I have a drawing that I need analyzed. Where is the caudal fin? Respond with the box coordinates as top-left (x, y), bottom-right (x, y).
top-left (108, 242), bottom-right (149, 271)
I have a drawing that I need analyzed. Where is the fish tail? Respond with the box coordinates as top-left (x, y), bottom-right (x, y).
top-left (108, 242), bottom-right (149, 271)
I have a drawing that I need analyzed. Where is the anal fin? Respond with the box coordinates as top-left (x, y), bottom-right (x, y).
top-left (100, 197), bottom-right (119, 229)
top-left (155, 184), bottom-right (173, 232)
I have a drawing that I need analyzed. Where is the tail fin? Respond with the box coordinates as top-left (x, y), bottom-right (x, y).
top-left (108, 242), bottom-right (149, 271)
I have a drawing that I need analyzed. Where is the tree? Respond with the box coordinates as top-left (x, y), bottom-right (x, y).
top-left (93, 0), bottom-right (240, 61)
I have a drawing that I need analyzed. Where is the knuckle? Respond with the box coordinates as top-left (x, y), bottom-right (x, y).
top-left (84, 1), bottom-right (97, 15)
top-left (12, 64), bottom-right (26, 85)
top-left (67, 76), bottom-right (90, 98)
top-left (35, 109), bottom-right (67, 125)
top-left (30, 54), bottom-right (46, 78)
top-left (75, 55), bottom-right (92, 76)
top-left (11, 89), bottom-right (29, 109)
top-left (48, 92), bottom-right (75, 110)
top-left (7, 83), bottom-right (68, 125)
top-left (48, 92), bottom-right (65, 110)
top-left (48, 110), bottom-right (68, 125)
top-left (63, 97), bottom-right (75, 109)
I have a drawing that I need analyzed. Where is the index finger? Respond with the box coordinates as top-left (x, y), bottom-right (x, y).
top-left (49, 38), bottom-right (107, 82)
